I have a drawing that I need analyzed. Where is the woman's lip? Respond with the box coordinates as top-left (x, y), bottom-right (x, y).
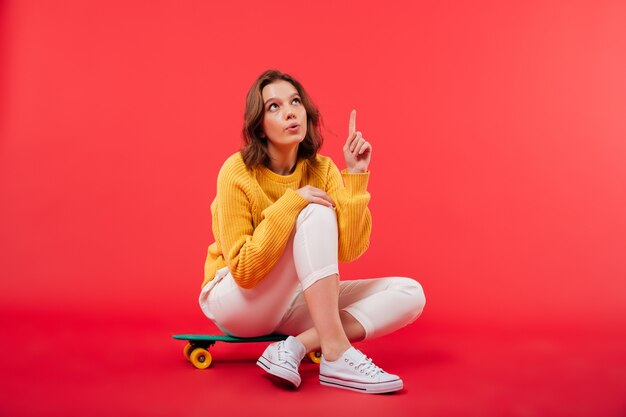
top-left (286, 124), bottom-right (300, 132)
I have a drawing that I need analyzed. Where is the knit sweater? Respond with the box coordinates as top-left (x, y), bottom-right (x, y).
top-left (202, 151), bottom-right (372, 289)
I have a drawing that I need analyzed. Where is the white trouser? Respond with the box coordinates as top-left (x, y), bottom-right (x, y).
top-left (199, 203), bottom-right (426, 340)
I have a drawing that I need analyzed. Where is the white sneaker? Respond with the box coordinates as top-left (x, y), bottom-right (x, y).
top-left (319, 347), bottom-right (403, 394)
top-left (256, 336), bottom-right (306, 388)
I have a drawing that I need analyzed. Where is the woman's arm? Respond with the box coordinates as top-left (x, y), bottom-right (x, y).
top-left (324, 109), bottom-right (373, 262)
top-left (325, 158), bottom-right (372, 262)
top-left (216, 160), bottom-right (308, 289)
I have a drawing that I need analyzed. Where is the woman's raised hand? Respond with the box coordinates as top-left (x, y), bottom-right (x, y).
top-left (343, 109), bottom-right (372, 173)
top-left (296, 185), bottom-right (335, 208)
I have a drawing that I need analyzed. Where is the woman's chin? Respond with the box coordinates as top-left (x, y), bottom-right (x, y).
top-left (286, 135), bottom-right (305, 144)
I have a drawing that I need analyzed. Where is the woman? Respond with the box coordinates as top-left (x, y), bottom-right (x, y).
top-left (199, 69), bottom-right (426, 394)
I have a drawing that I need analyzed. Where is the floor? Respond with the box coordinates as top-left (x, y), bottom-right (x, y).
top-left (1, 308), bottom-right (625, 417)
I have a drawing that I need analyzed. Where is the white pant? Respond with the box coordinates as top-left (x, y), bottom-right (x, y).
top-left (199, 203), bottom-right (426, 341)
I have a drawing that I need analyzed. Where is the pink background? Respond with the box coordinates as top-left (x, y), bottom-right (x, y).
top-left (1, 1), bottom-right (626, 414)
top-left (2, 0), bottom-right (625, 327)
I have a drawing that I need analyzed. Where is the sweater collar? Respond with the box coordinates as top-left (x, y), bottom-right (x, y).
top-left (257, 158), bottom-right (306, 184)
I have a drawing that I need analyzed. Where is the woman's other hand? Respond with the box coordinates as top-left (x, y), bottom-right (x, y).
top-left (296, 185), bottom-right (335, 208)
top-left (343, 109), bottom-right (371, 173)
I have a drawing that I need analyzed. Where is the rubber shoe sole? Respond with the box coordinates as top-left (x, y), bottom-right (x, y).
top-left (319, 374), bottom-right (403, 394)
top-left (257, 355), bottom-right (301, 388)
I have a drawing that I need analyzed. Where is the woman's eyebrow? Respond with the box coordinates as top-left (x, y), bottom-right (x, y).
top-left (264, 93), bottom-right (300, 105)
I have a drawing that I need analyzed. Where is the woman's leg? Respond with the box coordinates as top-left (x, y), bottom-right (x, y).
top-left (200, 203), bottom-right (344, 340)
top-left (199, 226), bottom-right (302, 337)
top-left (300, 273), bottom-right (351, 361)
top-left (283, 310), bottom-right (366, 360)
top-left (275, 277), bottom-right (426, 352)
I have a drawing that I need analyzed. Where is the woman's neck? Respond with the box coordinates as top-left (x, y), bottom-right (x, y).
top-left (266, 144), bottom-right (299, 175)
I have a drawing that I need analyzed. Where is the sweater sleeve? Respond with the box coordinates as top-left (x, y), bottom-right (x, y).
top-left (216, 162), bottom-right (309, 289)
top-left (325, 159), bottom-right (372, 262)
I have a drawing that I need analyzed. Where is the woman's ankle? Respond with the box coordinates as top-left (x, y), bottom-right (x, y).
top-left (322, 342), bottom-right (352, 362)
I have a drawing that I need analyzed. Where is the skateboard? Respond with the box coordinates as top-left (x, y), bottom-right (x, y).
top-left (172, 333), bottom-right (322, 369)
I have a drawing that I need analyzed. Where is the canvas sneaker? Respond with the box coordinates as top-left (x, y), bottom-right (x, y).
top-left (257, 336), bottom-right (306, 388)
top-left (319, 346), bottom-right (403, 394)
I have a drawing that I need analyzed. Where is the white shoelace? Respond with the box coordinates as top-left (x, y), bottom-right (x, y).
top-left (276, 342), bottom-right (299, 371)
top-left (355, 356), bottom-right (383, 377)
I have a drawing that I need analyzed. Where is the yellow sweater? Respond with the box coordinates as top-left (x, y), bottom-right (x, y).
top-left (202, 151), bottom-right (372, 289)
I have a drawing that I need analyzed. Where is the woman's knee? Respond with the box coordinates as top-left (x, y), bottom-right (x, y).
top-left (395, 277), bottom-right (426, 321)
top-left (297, 203), bottom-right (337, 224)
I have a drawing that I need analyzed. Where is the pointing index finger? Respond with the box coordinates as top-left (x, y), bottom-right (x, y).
top-left (349, 109), bottom-right (356, 136)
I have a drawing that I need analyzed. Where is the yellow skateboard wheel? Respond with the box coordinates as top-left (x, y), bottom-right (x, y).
top-left (190, 348), bottom-right (212, 369)
top-left (183, 343), bottom-right (194, 361)
top-left (307, 351), bottom-right (322, 365)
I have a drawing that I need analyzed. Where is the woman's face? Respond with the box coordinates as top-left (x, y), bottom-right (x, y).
top-left (260, 80), bottom-right (307, 149)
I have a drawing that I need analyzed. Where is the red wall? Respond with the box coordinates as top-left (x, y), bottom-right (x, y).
top-left (1, 0), bottom-right (625, 328)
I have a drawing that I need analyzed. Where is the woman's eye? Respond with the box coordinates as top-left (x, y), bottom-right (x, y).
top-left (268, 98), bottom-right (299, 111)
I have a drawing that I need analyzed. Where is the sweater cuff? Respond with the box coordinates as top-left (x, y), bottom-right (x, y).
top-left (341, 169), bottom-right (370, 196)
top-left (261, 187), bottom-right (309, 218)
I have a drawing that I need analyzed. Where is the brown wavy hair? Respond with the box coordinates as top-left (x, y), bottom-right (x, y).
top-left (240, 69), bottom-right (324, 170)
